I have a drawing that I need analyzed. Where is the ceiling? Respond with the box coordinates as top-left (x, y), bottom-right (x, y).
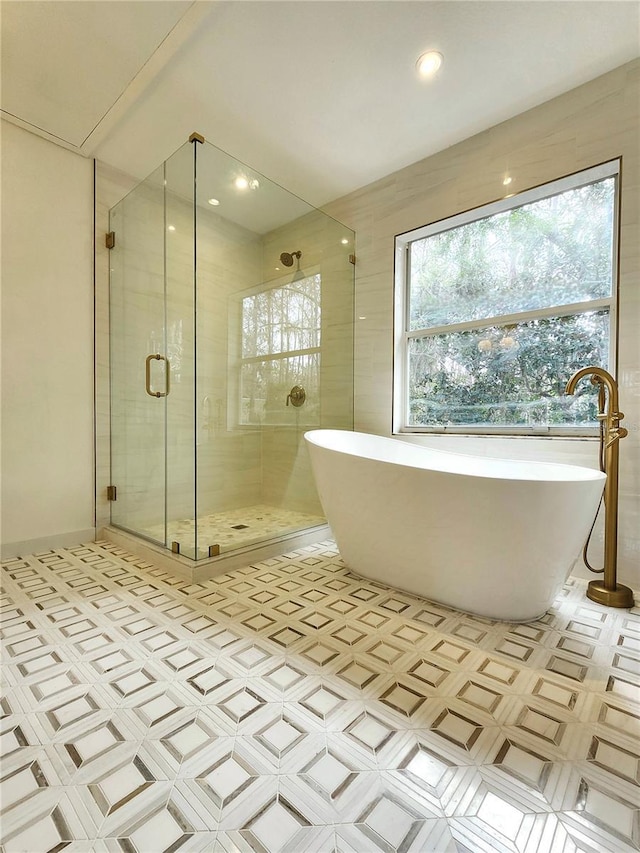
top-left (2, 0), bottom-right (639, 207)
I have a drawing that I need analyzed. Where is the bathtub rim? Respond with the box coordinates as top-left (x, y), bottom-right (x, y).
top-left (304, 428), bottom-right (607, 485)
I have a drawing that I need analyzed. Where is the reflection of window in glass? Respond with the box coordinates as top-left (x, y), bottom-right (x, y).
top-left (240, 274), bottom-right (321, 425)
top-left (394, 161), bottom-right (619, 435)
top-left (149, 320), bottom-right (182, 383)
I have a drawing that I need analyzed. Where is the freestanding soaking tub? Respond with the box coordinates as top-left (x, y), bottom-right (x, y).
top-left (304, 430), bottom-right (606, 621)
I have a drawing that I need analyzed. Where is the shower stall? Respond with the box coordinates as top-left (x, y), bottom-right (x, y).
top-left (107, 135), bottom-right (354, 563)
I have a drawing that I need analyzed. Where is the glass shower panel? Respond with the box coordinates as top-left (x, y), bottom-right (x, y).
top-left (164, 142), bottom-right (197, 559)
top-left (194, 139), bottom-right (355, 557)
top-left (109, 166), bottom-right (166, 545)
top-left (193, 143), bottom-right (269, 557)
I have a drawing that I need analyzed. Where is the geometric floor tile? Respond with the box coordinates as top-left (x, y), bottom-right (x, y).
top-left (0, 759), bottom-right (49, 811)
top-left (586, 735), bottom-right (640, 786)
top-left (1, 538), bottom-right (638, 851)
top-left (430, 707), bottom-right (484, 751)
top-left (571, 774), bottom-right (640, 848)
top-left (396, 742), bottom-right (457, 795)
top-left (65, 720), bottom-right (126, 768)
top-left (262, 662), bottom-right (307, 692)
top-left (456, 680), bottom-right (503, 716)
top-left (160, 716), bottom-right (217, 764)
top-left (1, 805), bottom-right (75, 852)
top-left (119, 801), bottom-right (195, 852)
top-left (512, 703), bottom-right (568, 747)
top-left (109, 668), bottom-right (157, 698)
top-left (530, 676), bottom-right (579, 711)
top-left (88, 755), bottom-right (155, 816)
top-left (299, 685), bottom-right (346, 721)
top-left (345, 712), bottom-right (395, 753)
top-left (132, 693), bottom-right (183, 729)
top-left (218, 688), bottom-right (266, 723)
top-left (240, 794), bottom-right (311, 853)
top-left (300, 748), bottom-right (358, 801)
top-left (45, 692), bottom-right (101, 731)
top-left (379, 681), bottom-right (425, 716)
top-left (336, 660), bottom-right (379, 689)
top-left (196, 751), bottom-right (259, 809)
top-left (355, 791), bottom-right (424, 851)
top-left (255, 714), bottom-right (306, 758)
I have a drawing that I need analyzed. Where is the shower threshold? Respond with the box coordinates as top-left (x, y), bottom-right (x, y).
top-left (101, 504), bottom-right (329, 582)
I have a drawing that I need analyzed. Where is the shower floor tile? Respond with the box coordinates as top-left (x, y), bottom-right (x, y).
top-left (142, 504), bottom-right (325, 554)
top-left (1, 540), bottom-right (639, 852)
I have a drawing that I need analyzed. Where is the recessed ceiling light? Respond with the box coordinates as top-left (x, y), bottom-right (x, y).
top-left (503, 176), bottom-right (513, 186)
top-left (167, 224), bottom-right (176, 232)
top-left (416, 50), bottom-right (443, 78)
top-left (208, 198), bottom-right (220, 206)
top-left (341, 238), bottom-right (349, 245)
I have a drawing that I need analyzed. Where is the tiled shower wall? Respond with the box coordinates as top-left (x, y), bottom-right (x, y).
top-left (326, 59), bottom-right (640, 591)
top-left (260, 209), bottom-right (355, 516)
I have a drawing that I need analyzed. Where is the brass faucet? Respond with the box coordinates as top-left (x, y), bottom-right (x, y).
top-left (565, 366), bottom-right (633, 608)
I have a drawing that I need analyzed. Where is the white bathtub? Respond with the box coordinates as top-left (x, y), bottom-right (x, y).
top-left (304, 429), bottom-right (606, 622)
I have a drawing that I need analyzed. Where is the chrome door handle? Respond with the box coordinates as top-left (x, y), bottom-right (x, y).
top-left (145, 354), bottom-right (170, 397)
top-left (286, 385), bottom-right (306, 407)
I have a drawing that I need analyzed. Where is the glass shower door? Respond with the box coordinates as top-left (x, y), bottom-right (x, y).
top-left (109, 166), bottom-right (167, 546)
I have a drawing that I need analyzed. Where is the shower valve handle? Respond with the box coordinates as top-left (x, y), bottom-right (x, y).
top-left (286, 385), bottom-right (306, 407)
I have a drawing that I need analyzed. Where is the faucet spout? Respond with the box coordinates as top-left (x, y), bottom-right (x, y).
top-left (565, 365), bottom-right (620, 413)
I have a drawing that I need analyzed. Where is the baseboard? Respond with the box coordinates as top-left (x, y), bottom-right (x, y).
top-left (1, 528), bottom-right (97, 560)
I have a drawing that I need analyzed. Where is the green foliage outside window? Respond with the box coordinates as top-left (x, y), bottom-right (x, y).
top-left (403, 174), bottom-right (616, 431)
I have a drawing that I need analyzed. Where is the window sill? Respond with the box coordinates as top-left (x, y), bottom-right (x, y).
top-left (395, 428), bottom-right (599, 440)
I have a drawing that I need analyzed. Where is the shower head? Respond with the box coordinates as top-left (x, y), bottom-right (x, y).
top-left (279, 250), bottom-right (302, 267)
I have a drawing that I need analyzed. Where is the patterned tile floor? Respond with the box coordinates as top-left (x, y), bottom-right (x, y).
top-left (1, 539), bottom-right (639, 852)
top-left (142, 505), bottom-right (326, 556)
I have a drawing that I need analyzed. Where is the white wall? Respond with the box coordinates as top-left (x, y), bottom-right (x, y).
top-left (327, 60), bottom-right (640, 590)
top-left (1, 120), bottom-right (94, 556)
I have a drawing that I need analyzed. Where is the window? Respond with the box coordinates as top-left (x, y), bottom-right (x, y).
top-left (237, 273), bottom-right (321, 425)
top-left (394, 161), bottom-right (619, 435)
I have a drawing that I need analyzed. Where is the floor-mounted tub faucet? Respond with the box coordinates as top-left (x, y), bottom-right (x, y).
top-left (565, 366), bottom-right (633, 608)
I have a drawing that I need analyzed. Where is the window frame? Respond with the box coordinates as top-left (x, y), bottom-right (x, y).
top-left (393, 159), bottom-right (621, 437)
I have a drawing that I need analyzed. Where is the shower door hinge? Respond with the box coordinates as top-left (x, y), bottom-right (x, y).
top-left (348, 253), bottom-right (356, 265)
top-left (171, 541), bottom-right (181, 554)
top-left (208, 545), bottom-right (220, 557)
top-left (105, 231), bottom-right (115, 249)
top-left (106, 485), bottom-right (117, 501)
top-left (189, 132), bottom-right (205, 145)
